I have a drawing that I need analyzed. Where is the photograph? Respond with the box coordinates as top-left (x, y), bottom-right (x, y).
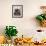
top-left (12, 5), bottom-right (23, 18)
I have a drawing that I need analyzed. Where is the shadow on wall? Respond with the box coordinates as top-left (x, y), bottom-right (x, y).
top-left (30, 16), bottom-right (40, 27)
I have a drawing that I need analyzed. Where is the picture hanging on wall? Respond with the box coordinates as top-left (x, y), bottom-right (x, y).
top-left (12, 5), bottom-right (23, 18)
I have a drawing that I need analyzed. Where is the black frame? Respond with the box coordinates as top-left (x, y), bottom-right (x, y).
top-left (12, 5), bottom-right (23, 18)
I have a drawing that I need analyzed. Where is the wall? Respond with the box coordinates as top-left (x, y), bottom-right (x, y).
top-left (0, 0), bottom-right (46, 41)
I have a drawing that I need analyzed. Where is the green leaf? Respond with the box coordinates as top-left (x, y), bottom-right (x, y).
top-left (44, 15), bottom-right (46, 20)
top-left (36, 15), bottom-right (44, 21)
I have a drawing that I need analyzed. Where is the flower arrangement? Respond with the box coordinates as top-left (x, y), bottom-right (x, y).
top-left (5, 26), bottom-right (18, 39)
top-left (36, 14), bottom-right (46, 27)
top-left (36, 6), bottom-right (46, 27)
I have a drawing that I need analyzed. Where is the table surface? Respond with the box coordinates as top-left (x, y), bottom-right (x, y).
top-left (14, 43), bottom-right (46, 46)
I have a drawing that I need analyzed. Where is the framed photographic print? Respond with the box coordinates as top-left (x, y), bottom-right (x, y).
top-left (12, 5), bottom-right (23, 18)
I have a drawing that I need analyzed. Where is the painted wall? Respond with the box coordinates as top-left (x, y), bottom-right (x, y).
top-left (0, 0), bottom-right (46, 41)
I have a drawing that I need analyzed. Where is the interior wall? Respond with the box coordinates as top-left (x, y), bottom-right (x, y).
top-left (0, 0), bottom-right (46, 38)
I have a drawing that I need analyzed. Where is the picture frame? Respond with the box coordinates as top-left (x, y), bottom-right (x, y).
top-left (12, 5), bottom-right (23, 18)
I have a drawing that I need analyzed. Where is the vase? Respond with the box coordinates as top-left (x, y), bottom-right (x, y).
top-left (11, 36), bottom-right (17, 44)
top-left (7, 39), bottom-right (12, 44)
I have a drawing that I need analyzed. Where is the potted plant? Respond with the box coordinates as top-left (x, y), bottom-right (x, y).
top-left (36, 6), bottom-right (46, 27)
top-left (5, 26), bottom-right (18, 43)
